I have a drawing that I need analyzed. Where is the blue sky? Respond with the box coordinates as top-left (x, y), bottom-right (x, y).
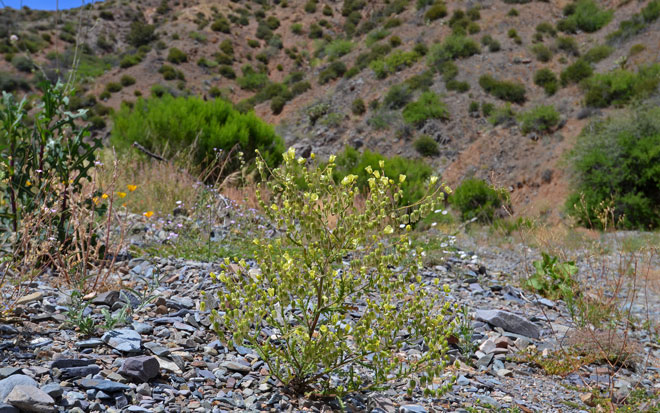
top-left (1, 0), bottom-right (101, 10)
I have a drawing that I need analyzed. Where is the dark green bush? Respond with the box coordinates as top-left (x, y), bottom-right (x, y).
top-left (291, 23), bottom-right (303, 35)
top-left (558, 0), bottom-right (612, 33)
top-left (219, 39), bottom-right (234, 56)
top-left (518, 105), bottom-right (560, 134)
top-left (270, 96), bottom-right (286, 115)
top-left (428, 35), bottom-right (480, 67)
top-left (351, 98), bottom-right (366, 115)
top-left (446, 79), bottom-right (470, 92)
top-left (126, 21), bottom-right (156, 47)
top-left (560, 59), bottom-right (592, 86)
top-left (414, 135), bottom-right (440, 156)
top-left (479, 75), bottom-right (526, 103)
top-left (488, 103), bottom-right (516, 126)
top-left (309, 24), bottom-right (323, 39)
top-left (159, 64), bottom-right (185, 80)
top-left (237, 66), bottom-right (269, 91)
top-left (318, 61), bottom-right (347, 84)
top-left (583, 44), bottom-right (613, 63)
top-left (405, 71), bottom-right (434, 91)
top-left (256, 22), bottom-right (273, 40)
top-left (111, 95), bottom-right (284, 176)
top-left (507, 8), bottom-right (519, 17)
top-left (481, 101), bottom-right (495, 117)
top-left (402, 91), bottom-right (449, 125)
top-left (556, 36), bottom-right (580, 56)
top-left (120, 54), bottom-right (141, 68)
top-left (383, 84), bottom-right (413, 109)
top-left (607, 0), bottom-right (660, 42)
top-left (219, 65), bottom-right (236, 79)
top-left (265, 16), bottom-right (280, 30)
top-left (531, 44), bottom-right (552, 62)
top-left (534, 68), bottom-right (559, 95)
top-left (11, 55), bottom-right (34, 72)
top-left (120, 75), bottom-right (136, 87)
top-left (106, 82), bottom-right (122, 93)
top-left (211, 17), bottom-right (231, 33)
top-left (450, 178), bottom-right (506, 222)
top-left (566, 106), bottom-right (660, 229)
top-left (332, 146), bottom-right (433, 206)
top-left (304, 0), bottom-right (317, 13)
top-left (581, 64), bottom-right (660, 108)
top-left (167, 47), bottom-right (188, 64)
top-left (425, 3), bottom-right (447, 21)
top-left (536, 22), bottom-right (556, 37)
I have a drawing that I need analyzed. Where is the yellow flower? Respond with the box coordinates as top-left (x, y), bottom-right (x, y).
top-left (92, 197), bottom-right (99, 204)
top-left (26, 180), bottom-right (32, 187)
top-left (127, 184), bottom-right (137, 192)
top-left (117, 192), bottom-right (127, 198)
top-left (143, 211), bottom-right (154, 218)
top-left (101, 193), bottom-right (109, 199)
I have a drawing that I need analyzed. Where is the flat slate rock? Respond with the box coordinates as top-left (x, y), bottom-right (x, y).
top-left (475, 309), bottom-right (541, 339)
top-left (0, 375), bottom-right (39, 401)
top-left (102, 329), bottom-right (141, 353)
top-left (5, 385), bottom-right (55, 413)
top-left (118, 356), bottom-right (160, 383)
top-left (78, 379), bottom-right (130, 393)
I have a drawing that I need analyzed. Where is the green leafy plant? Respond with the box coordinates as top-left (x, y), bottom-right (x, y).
top-left (402, 92), bottom-right (449, 126)
top-left (524, 253), bottom-right (578, 301)
top-left (456, 305), bottom-right (475, 363)
top-left (517, 105), bottom-right (560, 135)
top-left (66, 291), bottom-right (96, 336)
top-left (558, 0), bottom-right (612, 33)
top-left (206, 148), bottom-right (455, 396)
top-left (450, 178), bottom-right (507, 222)
top-left (111, 95), bottom-right (284, 178)
top-left (478, 75), bottom-right (526, 104)
top-left (534, 68), bottom-right (558, 95)
top-left (413, 135), bottom-right (440, 157)
top-left (0, 83), bottom-right (101, 237)
top-left (581, 64), bottom-right (660, 108)
top-left (566, 105), bottom-right (660, 229)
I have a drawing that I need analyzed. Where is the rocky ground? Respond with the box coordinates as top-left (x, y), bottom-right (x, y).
top-left (0, 204), bottom-right (658, 413)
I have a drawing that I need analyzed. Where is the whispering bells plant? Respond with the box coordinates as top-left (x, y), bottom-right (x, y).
top-left (204, 148), bottom-right (457, 396)
top-left (0, 82), bottom-right (101, 238)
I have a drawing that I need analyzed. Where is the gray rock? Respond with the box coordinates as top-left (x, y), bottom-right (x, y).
top-left (0, 375), bottom-right (38, 401)
top-left (40, 384), bottom-right (62, 400)
top-left (400, 405), bottom-right (427, 413)
top-left (475, 309), bottom-right (541, 339)
top-left (78, 378), bottom-right (130, 393)
top-left (5, 385), bottom-right (55, 413)
top-left (132, 322), bottom-right (153, 335)
top-left (59, 365), bottom-right (101, 379)
top-left (51, 359), bottom-right (95, 369)
top-left (102, 329), bottom-right (141, 353)
top-left (91, 291), bottom-right (119, 306)
top-left (0, 403), bottom-right (19, 413)
top-left (0, 369), bottom-right (21, 380)
top-left (125, 407), bottom-right (151, 413)
top-left (476, 353), bottom-right (494, 369)
top-left (221, 361), bottom-right (251, 373)
top-left (143, 342), bottom-right (170, 357)
top-left (75, 339), bottom-right (104, 349)
top-left (118, 356), bottom-right (160, 382)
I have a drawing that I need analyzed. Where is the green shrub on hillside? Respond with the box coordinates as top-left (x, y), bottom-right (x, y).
top-left (351, 98), bottom-right (366, 115)
top-left (425, 2), bottom-right (447, 21)
top-left (383, 84), bottom-right (413, 109)
top-left (319, 61), bottom-right (347, 84)
top-left (534, 68), bottom-right (559, 95)
top-left (332, 146), bottom-right (434, 206)
top-left (518, 105), bottom-right (560, 134)
top-left (581, 64), bottom-right (660, 108)
top-left (402, 92), bottom-right (450, 126)
top-left (167, 47), bottom-right (188, 64)
top-left (370, 50), bottom-right (420, 79)
top-left (583, 44), bottom-right (613, 63)
top-left (324, 39), bottom-right (353, 59)
top-left (566, 106), bottom-right (660, 229)
top-left (488, 103), bottom-right (516, 126)
top-left (450, 178), bottom-right (507, 222)
top-left (414, 135), bottom-right (440, 156)
top-left (120, 75), bottom-right (136, 87)
top-left (531, 44), bottom-right (552, 62)
top-left (607, 0), bottom-right (660, 42)
top-left (556, 36), bottom-right (580, 56)
top-left (126, 21), bottom-right (156, 47)
top-left (427, 35), bottom-right (479, 68)
top-left (560, 59), bottom-right (592, 86)
top-left (479, 75), bottom-right (526, 103)
top-left (558, 0), bottom-right (612, 33)
top-left (111, 96), bottom-right (284, 176)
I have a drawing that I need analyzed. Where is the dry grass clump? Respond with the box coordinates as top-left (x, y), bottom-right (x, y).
top-left (564, 328), bottom-right (644, 369)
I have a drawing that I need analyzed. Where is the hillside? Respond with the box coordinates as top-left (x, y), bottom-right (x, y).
top-left (2, 0), bottom-right (659, 218)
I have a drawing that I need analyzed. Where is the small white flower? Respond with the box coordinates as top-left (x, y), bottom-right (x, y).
top-left (431, 222), bottom-right (437, 227)
top-left (442, 210), bottom-right (448, 215)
